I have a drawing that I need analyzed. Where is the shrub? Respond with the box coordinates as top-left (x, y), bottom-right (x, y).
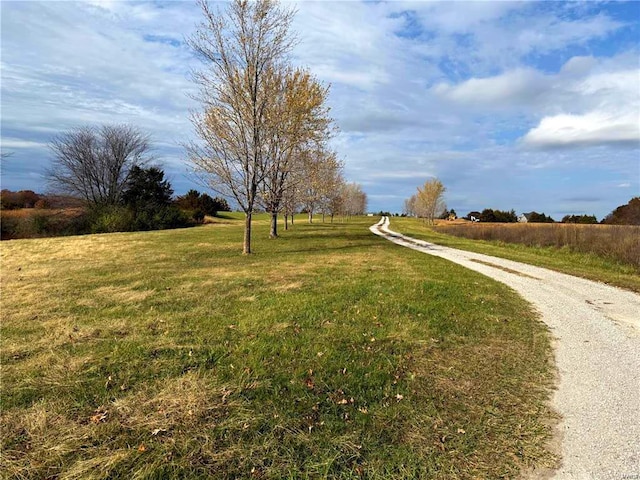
top-left (90, 207), bottom-right (135, 233)
top-left (192, 209), bottom-right (205, 223)
top-left (175, 190), bottom-right (231, 216)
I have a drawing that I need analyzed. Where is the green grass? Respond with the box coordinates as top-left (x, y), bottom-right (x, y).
top-left (389, 217), bottom-right (640, 293)
top-left (1, 215), bottom-right (556, 479)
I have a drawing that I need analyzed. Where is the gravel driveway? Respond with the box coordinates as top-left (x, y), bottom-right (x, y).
top-left (371, 217), bottom-right (640, 480)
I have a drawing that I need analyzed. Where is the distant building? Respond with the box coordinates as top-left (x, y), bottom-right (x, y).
top-left (518, 212), bottom-right (533, 223)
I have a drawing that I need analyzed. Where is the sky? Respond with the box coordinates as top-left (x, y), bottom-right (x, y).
top-left (1, 0), bottom-right (639, 219)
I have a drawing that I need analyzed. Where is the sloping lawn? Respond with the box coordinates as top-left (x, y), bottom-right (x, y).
top-left (1, 216), bottom-right (555, 479)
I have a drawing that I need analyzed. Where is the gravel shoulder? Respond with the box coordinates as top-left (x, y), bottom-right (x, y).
top-left (371, 217), bottom-right (640, 480)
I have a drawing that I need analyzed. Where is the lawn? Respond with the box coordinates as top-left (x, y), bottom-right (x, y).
top-left (1, 215), bottom-right (555, 479)
top-left (389, 217), bottom-right (640, 293)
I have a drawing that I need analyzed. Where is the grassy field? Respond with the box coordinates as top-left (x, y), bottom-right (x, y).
top-left (389, 217), bottom-right (640, 293)
top-left (1, 215), bottom-right (555, 479)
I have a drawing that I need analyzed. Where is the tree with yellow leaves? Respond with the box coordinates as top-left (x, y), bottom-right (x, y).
top-left (186, 0), bottom-right (296, 254)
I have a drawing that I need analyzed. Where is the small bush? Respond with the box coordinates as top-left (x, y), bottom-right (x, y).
top-left (1, 215), bottom-right (20, 239)
top-left (192, 209), bottom-right (205, 223)
top-left (90, 207), bottom-right (134, 234)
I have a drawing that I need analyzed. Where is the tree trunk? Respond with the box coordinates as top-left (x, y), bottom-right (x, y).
top-left (330, 214), bottom-right (334, 223)
top-left (291, 214), bottom-right (294, 225)
top-left (322, 212), bottom-right (325, 223)
top-left (284, 213), bottom-right (289, 231)
top-left (308, 211), bottom-right (313, 224)
top-left (243, 211), bottom-right (252, 254)
top-left (270, 212), bottom-right (278, 238)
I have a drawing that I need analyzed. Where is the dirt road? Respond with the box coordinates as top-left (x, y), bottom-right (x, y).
top-left (371, 217), bottom-right (640, 480)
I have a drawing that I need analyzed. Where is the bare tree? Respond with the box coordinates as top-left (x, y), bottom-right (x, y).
top-left (47, 125), bottom-right (151, 207)
top-left (341, 182), bottom-right (368, 218)
top-left (323, 172), bottom-right (345, 223)
top-left (299, 146), bottom-right (342, 224)
top-left (186, 0), bottom-right (296, 254)
top-left (403, 195), bottom-right (416, 217)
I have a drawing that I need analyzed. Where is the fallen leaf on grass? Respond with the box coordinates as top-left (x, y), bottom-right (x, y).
top-left (90, 409), bottom-right (108, 424)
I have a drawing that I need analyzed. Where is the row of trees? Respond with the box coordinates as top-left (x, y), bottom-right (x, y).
top-left (185, 0), bottom-right (346, 253)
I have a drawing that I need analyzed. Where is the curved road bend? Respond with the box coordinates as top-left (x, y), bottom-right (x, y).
top-left (371, 217), bottom-right (640, 480)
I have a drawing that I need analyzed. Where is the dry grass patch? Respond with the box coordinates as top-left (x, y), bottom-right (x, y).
top-left (93, 285), bottom-right (156, 304)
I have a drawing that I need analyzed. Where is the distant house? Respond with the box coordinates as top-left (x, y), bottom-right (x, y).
top-left (448, 212), bottom-right (457, 221)
top-left (518, 212), bottom-right (533, 223)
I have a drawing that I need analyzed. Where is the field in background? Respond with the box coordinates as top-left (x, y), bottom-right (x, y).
top-left (1, 215), bottom-right (555, 479)
top-left (391, 217), bottom-right (640, 292)
top-left (1, 207), bottom-right (88, 240)
top-left (437, 222), bottom-right (640, 268)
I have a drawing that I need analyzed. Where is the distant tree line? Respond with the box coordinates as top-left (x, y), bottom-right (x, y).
top-left (561, 214), bottom-right (598, 224)
top-left (525, 212), bottom-right (555, 223)
top-left (457, 198), bottom-right (639, 225)
top-left (465, 209), bottom-right (518, 223)
top-left (1, 190), bottom-right (46, 209)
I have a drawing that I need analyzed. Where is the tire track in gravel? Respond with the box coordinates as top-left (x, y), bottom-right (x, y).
top-left (371, 217), bottom-right (640, 480)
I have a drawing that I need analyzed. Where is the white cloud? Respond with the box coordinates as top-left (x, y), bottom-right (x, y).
top-left (433, 69), bottom-right (550, 106)
top-left (560, 56), bottom-right (597, 76)
top-left (523, 111), bottom-right (640, 148)
top-left (0, 138), bottom-right (48, 150)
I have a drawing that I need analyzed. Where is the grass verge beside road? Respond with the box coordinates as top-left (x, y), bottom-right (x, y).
top-left (390, 217), bottom-right (640, 293)
top-left (1, 215), bottom-right (555, 479)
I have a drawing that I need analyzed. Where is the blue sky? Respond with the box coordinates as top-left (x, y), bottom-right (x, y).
top-left (1, 0), bottom-right (639, 219)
